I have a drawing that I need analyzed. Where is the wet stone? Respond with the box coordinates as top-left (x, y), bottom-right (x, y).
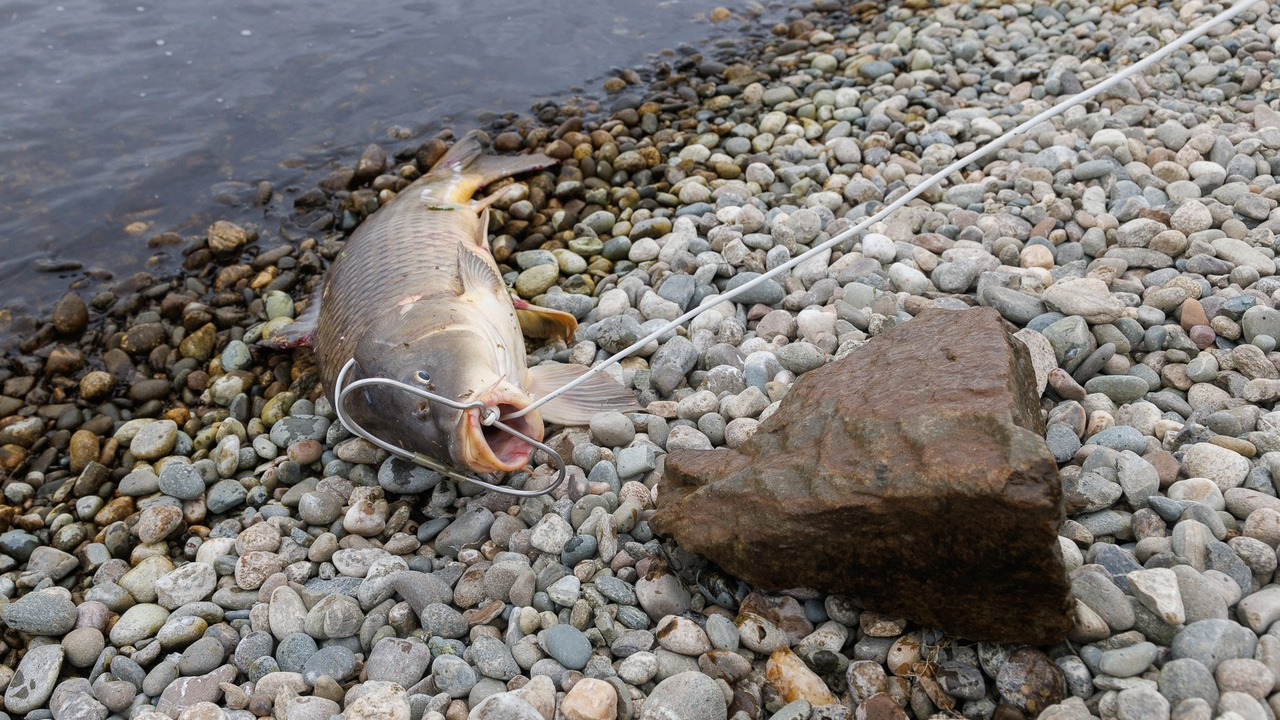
top-left (936, 661), bottom-right (986, 700)
top-left (130, 420), bottom-right (178, 460)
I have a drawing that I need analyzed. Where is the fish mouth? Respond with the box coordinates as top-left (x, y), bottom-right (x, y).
top-left (459, 392), bottom-right (545, 474)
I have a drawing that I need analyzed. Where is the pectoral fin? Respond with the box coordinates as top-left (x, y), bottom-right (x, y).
top-left (458, 243), bottom-right (507, 297)
top-left (527, 363), bottom-right (641, 426)
top-left (260, 292), bottom-right (320, 348)
top-left (512, 297), bottom-right (577, 343)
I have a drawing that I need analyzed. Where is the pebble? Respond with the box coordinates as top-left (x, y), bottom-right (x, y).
top-left (1182, 443), bottom-right (1250, 490)
top-left (109, 603), bottom-right (170, 646)
top-left (301, 645), bottom-right (357, 685)
top-left (1172, 619), bottom-right (1258, 672)
top-left (431, 654), bottom-right (477, 698)
top-left (4, 644), bottom-right (64, 714)
top-left (995, 648), bottom-right (1065, 714)
top-left (129, 420), bottom-right (178, 460)
top-left (1115, 685), bottom-right (1169, 720)
top-left (61, 627), bottom-right (105, 669)
top-left (639, 671), bottom-right (727, 720)
top-left (655, 615), bottom-right (713, 656)
top-left (157, 462), bottom-right (206, 500)
top-left (1128, 568), bottom-right (1186, 625)
top-left (1159, 658), bottom-right (1220, 708)
top-left (560, 678), bottom-right (617, 720)
top-left (1098, 641), bottom-right (1158, 678)
top-left (545, 624), bottom-right (592, 671)
top-left (344, 682), bottom-right (411, 720)
top-left (275, 632), bottom-right (317, 673)
top-left (1, 590), bottom-right (78, 636)
top-left (469, 693), bottom-right (544, 720)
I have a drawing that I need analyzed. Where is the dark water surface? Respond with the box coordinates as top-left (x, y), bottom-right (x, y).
top-left (1, 0), bottom-right (776, 318)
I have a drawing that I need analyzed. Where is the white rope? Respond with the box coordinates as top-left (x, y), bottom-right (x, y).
top-left (509, 0), bottom-right (1267, 419)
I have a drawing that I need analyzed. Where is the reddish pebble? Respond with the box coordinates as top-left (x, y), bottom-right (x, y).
top-left (288, 438), bottom-right (324, 465)
top-left (1143, 450), bottom-right (1181, 488)
top-left (186, 370), bottom-right (209, 392)
top-left (1180, 298), bottom-right (1209, 330)
top-left (1047, 368), bottom-right (1087, 401)
top-left (861, 693), bottom-right (909, 720)
top-left (1189, 325), bottom-right (1216, 349)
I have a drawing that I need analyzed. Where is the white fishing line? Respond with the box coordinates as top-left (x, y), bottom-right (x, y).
top-left (508, 0), bottom-right (1267, 421)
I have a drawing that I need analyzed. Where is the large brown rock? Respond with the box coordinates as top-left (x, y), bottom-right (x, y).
top-left (652, 307), bottom-right (1071, 644)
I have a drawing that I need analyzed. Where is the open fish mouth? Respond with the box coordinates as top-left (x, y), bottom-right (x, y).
top-left (461, 395), bottom-right (544, 474)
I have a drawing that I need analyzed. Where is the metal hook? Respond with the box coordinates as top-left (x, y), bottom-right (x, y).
top-left (333, 358), bottom-right (564, 497)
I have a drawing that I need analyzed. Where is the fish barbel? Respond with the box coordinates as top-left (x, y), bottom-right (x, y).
top-left (267, 132), bottom-right (639, 474)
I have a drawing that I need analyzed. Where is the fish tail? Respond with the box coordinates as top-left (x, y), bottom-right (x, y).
top-left (424, 131), bottom-right (556, 205)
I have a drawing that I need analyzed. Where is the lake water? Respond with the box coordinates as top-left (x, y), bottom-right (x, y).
top-left (0, 0), bottom-right (778, 318)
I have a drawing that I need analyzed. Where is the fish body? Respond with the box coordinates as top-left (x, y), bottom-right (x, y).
top-left (271, 132), bottom-right (638, 474)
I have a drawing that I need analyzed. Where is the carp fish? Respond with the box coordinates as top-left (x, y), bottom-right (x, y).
top-left (267, 131), bottom-right (638, 475)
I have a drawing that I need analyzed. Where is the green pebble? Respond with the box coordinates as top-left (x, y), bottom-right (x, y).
top-left (553, 249), bottom-right (588, 274)
top-left (515, 264), bottom-right (560, 299)
top-left (568, 236), bottom-right (605, 257)
top-left (264, 290), bottom-right (295, 320)
top-left (262, 391), bottom-right (297, 426)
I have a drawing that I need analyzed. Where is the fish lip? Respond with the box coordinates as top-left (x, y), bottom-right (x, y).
top-left (458, 391), bottom-right (544, 474)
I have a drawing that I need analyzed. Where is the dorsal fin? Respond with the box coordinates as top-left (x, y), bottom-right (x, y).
top-left (457, 243), bottom-right (507, 297)
top-left (422, 131), bottom-right (557, 205)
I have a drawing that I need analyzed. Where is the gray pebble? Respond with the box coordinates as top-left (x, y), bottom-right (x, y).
top-left (1171, 619), bottom-right (1257, 672)
top-left (1158, 657), bottom-right (1219, 708)
top-left (431, 654), bottom-right (478, 698)
top-left (156, 462), bottom-right (206, 501)
top-left (301, 644), bottom-right (357, 684)
top-left (640, 671), bottom-right (727, 720)
top-left (545, 624), bottom-right (592, 671)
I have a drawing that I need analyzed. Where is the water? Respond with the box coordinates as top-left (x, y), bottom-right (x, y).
top-left (0, 0), bottom-right (776, 319)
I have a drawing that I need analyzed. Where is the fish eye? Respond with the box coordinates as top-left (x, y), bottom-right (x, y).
top-left (414, 371), bottom-right (431, 384)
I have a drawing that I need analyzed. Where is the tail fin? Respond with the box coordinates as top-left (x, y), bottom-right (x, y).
top-left (425, 131), bottom-right (556, 205)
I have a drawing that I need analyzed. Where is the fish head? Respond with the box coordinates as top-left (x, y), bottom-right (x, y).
top-left (361, 329), bottom-right (544, 475)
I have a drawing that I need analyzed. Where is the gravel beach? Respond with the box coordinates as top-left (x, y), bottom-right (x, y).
top-left (2, 1), bottom-right (1280, 719)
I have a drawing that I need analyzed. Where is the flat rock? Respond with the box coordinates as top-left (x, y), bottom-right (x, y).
top-left (653, 308), bottom-right (1070, 644)
top-left (155, 663), bottom-right (236, 717)
top-left (4, 644), bottom-right (64, 714)
top-left (1041, 277), bottom-right (1126, 324)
